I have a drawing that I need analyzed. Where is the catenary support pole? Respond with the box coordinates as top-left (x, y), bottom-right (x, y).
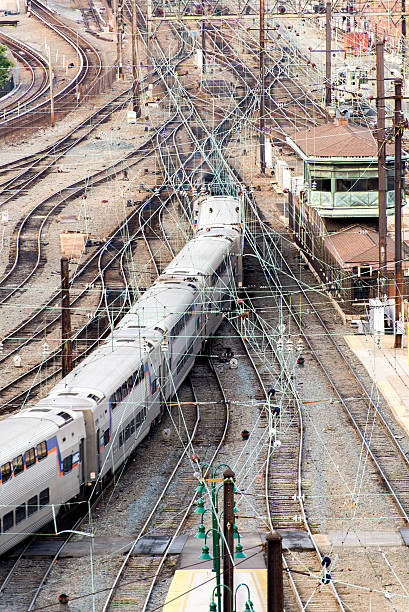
top-left (266, 532), bottom-right (284, 612)
top-left (394, 79), bottom-right (404, 348)
top-left (131, 0), bottom-right (141, 115)
top-left (403, 0), bottom-right (406, 77)
top-left (48, 46), bottom-right (54, 127)
top-left (325, 1), bottom-right (332, 106)
top-left (376, 40), bottom-right (387, 295)
top-left (114, 0), bottom-right (123, 78)
top-left (61, 256), bottom-right (73, 377)
top-left (259, 0), bottom-right (265, 173)
top-left (223, 468), bottom-right (235, 612)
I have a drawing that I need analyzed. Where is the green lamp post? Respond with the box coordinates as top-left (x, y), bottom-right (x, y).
top-left (208, 584), bottom-right (256, 612)
top-left (195, 464), bottom-right (245, 612)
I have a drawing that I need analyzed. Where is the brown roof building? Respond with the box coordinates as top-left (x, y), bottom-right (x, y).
top-left (286, 119), bottom-right (402, 219)
top-left (326, 224), bottom-right (409, 272)
top-left (292, 120), bottom-right (394, 158)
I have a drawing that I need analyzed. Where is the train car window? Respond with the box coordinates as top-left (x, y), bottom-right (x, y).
top-left (125, 424), bottom-right (131, 441)
top-left (15, 503), bottom-right (26, 524)
top-left (63, 456), bottom-right (73, 474)
top-left (25, 448), bottom-right (36, 468)
top-left (119, 432), bottom-right (124, 447)
top-left (39, 488), bottom-right (50, 508)
top-left (130, 420), bottom-right (135, 435)
top-left (103, 430), bottom-right (110, 446)
top-left (37, 441), bottom-right (48, 460)
top-left (27, 495), bottom-right (38, 517)
top-left (2, 511), bottom-right (13, 532)
top-left (135, 411), bottom-right (143, 428)
top-left (12, 455), bottom-right (24, 476)
top-left (87, 394), bottom-right (100, 403)
top-left (151, 378), bottom-right (157, 394)
top-left (1, 462), bottom-right (11, 483)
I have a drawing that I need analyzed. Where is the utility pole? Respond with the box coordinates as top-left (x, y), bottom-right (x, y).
top-left (147, 0), bottom-right (153, 89)
top-left (114, 0), bottom-right (124, 78)
top-left (259, 0), bottom-right (266, 174)
top-left (201, 5), bottom-right (206, 74)
top-left (402, 0), bottom-right (406, 78)
top-left (61, 256), bottom-right (73, 377)
top-left (394, 79), bottom-right (404, 348)
top-left (325, 1), bottom-right (332, 106)
top-left (223, 468), bottom-right (235, 612)
top-left (266, 532), bottom-right (284, 612)
top-left (131, 0), bottom-right (141, 116)
top-left (48, 46), bottom-right (54, 127)
top-left (376, 40), bottom-right (387, 295)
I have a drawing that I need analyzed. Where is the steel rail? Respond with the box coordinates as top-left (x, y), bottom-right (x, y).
top-left (248, 206), bottom-right (409, 524)
top-left (0, 0), bottom-right (102, 132)
top-left (3, 115), bottom-right (204, 610)
top-left (0, 118), bottom-right (184, 400)
top-left (0, 32), bottom-right (49, 119)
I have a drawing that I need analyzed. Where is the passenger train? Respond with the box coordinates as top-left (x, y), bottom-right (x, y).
top-left (0, 195), bottom-right (243, 556)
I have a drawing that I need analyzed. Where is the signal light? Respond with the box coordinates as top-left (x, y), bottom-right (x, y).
top-left (59, 594), bottom-right (69, 604)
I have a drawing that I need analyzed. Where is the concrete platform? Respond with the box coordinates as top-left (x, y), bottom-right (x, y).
top-left (23, 535), bottom-right (187, 557)
top-left (164, 569), bottom-right (267, 611)
top-left (344, 334), bottom-right (409, 438)
top-left (328, 530), bottom-right (404, 548)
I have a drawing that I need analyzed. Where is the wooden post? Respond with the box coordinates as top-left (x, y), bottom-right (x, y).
top-left (131, 0), bottom-right (141, 116)
top-left (48, 46), bottom-right (54, 127)
top-left (259, 0), bottom-right (265, 174)
top-left (402, 0), bottom-right (406, 77)
top-left (376, 41), bottom-right (387, 295)
top-left (223, 468), bottom-right (235, 612)
top-left (266, 532), bottom-right (284, 612)
top-left (61, 257), bottom-right (73, 377)
top-left (114, 0), bottom-right (123, 78)
top-left (394, 79), bottom-right (404, 348)
top-left (325, 1), bottom-right (332, 106)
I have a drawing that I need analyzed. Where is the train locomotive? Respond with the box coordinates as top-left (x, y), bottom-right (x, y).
top-left (0, 195), bottom-right (243, 556)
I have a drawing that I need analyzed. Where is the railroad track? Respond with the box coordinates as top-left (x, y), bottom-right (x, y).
top-left (0, 117), bottom-right (190, 408)
top-left (0, 11), bottom-right (192, 383)
top-left (0, 0), bottom-right (103, 136)
top-left (237, 255), bottom-right (346, 610)
top-left (249, 207), bottom-right (409, 527)
top-left (0, 32), bottom-right (49, 120)
top-left (102, 357), bottom-right (229, 611)
top-left (0, 86), bottom-right (132, 200)
top-left (0, 123), bottom-right (204, 610)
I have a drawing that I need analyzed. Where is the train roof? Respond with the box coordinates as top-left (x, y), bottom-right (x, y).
top-left (125, 281), bottom-right (197, 328)
top-left (52, 283), bottom-right (198, 398)
top-left (0, 409), bottom-right (80, 463)
top-left (163, 235), bottom-right (231, 277)
top-left (197, 196), bottom-right (241, 233)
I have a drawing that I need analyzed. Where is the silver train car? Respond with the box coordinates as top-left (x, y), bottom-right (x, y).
top-left (0, 195), bottom-right (243, 555)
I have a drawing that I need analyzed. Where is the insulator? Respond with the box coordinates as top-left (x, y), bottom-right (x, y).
top-left (43, 341), bottom-right (50, 356)
top-left (322, 556), bottom-right (331, 568)
top-left (0, 340), bottom-right (3, 354)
